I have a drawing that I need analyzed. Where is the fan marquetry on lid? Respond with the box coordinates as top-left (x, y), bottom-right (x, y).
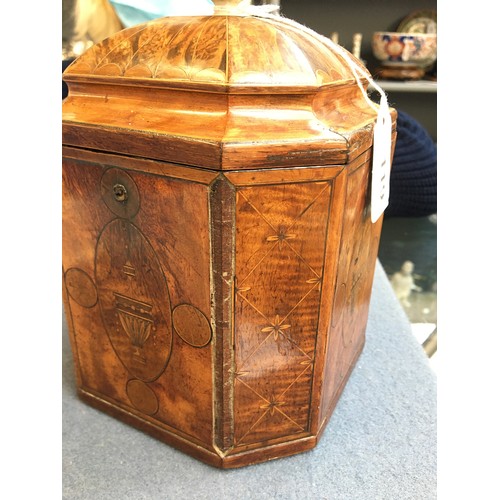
top-left (62, 2), bottom-right (392, 170)
top-left (64, 7), bottom-right (364, 92)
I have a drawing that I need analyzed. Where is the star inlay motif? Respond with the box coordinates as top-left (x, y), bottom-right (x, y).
top-left (259, 395), bottom-right (285, 416)
top-left (266, 231), bottom-right (296, 249)
top-left (261, 315), bottom-right (292, 341)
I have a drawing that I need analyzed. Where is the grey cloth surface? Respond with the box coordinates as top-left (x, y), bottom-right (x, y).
top-left (62, 261), bottom-right (437, 500)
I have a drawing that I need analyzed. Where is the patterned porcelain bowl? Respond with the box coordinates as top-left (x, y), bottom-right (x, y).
top-left (372, 31), bottom-right (437, 67)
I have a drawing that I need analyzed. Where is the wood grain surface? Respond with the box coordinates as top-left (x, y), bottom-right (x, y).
top-left (62, 13), bottom-right (396, 169)
top-left (62, 9), bottom-right (396, 468)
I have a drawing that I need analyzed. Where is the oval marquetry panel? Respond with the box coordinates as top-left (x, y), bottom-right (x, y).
top-left (95, 219), bottom-right (172, 381)
top-left (173, 304), bottom-right (212, 348)
top-left (65, 268), bottom-right (98, 308)
top-left (331, 282), bottom-right (346, 329)
top-left (126, 379), bottom-right (159, 415)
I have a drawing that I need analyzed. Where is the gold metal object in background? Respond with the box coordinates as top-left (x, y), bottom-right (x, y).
top-left (62, 0), bottom-right (123, 59)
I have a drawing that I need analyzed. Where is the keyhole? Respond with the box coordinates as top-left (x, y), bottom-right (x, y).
top-left (113, 184), bottom-right (128, 203)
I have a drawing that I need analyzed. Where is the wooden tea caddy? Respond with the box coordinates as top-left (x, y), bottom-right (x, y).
top-left (62, 0), bottom-right (396, 468)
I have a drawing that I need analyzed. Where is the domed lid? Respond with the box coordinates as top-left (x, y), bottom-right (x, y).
top-left (63, 1), bottom-right (394, 170)
top-left (64, 0), bottom-right (363, 92)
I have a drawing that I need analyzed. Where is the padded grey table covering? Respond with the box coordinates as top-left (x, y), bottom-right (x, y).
top-left (62, 260), bottom-right (437, 499)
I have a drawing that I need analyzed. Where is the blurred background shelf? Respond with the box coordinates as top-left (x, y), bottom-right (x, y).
top-left (371, 79), bottom-right (437, 93)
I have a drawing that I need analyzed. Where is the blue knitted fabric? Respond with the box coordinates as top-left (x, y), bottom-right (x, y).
top-left (385, 109), bottom-right (437, 218)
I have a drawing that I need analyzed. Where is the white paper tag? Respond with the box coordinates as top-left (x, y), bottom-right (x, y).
top-left (371, 99), bottom-right (392, 223)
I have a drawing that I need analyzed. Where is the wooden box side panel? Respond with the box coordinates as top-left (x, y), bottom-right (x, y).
top-left (62, 156), bottom-right (214, 448)
top-left (319, 159), bottom-right (384, 426)
top-left (231, 172), bottom-right (341, 451)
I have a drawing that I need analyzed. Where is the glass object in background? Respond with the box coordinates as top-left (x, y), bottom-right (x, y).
top-left (63, 0), bottom-right (124, 59)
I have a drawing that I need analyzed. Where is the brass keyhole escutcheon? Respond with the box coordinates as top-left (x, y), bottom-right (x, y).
top-left (113, 184), bottom-right (128, 203)
top-left (101, 169), bottom-right (139, 218)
